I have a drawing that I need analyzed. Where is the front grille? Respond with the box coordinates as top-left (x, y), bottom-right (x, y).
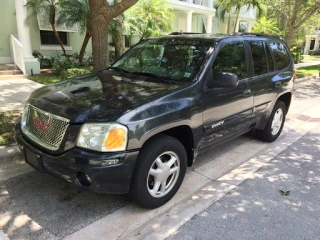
top-left (23, 105), bottom-right (70, 150)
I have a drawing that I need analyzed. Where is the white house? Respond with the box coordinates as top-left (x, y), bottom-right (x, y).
top-left (0, 0), bottom-right (257, 75)
top-left (168, 0), bottom-right (256, 34)
top-left (304, 28), bottom-right (320, 54)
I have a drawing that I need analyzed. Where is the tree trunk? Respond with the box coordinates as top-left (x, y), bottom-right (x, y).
top-left (89, 0), bottom-right (138, 72)
top-left (114, 14), bottom-right (125, 61)
top-left (284, 26), bottom-right (295, 48)
top-left (227, 8), bottom-right (232, 34)
top-left (89, 0), bottom-right (110, 71)
top-left (79, 30), bottom-right (91, 63)
top-left (51, 23), bottom-right (69, 59)
top-left (234, 10), bottom-right (240, 33)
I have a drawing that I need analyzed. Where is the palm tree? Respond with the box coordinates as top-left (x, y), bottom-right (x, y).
top-left (215, 0), bottom-right (234, 35)
top-left (58, 0), bottom-right (91, 63)
top-left (215, 0), bottom-right (264, 34)
top-left (232, 0), bottom-right (264, 33)
top-left (252, 16), bottom-right (282, 35)
top-left (26, 0), bottom-right (69, 59)
top-left (125, 0), bottom-right (175, 41)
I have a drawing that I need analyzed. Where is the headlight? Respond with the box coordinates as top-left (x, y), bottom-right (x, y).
top-left (76, 123), bottom-right (128, 152)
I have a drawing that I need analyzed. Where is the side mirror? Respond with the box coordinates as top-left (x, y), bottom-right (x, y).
top-left (207, 72), bottom-right (239, 88)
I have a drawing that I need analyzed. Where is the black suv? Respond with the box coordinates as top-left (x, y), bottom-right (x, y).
top-left (16, 33), bottom-right (294, 209)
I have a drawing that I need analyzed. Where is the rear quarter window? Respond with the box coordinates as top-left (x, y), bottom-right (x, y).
top-left (269, 42), bottom-right (290, 70)
top-left (249, 41), bottom-right (268, 76)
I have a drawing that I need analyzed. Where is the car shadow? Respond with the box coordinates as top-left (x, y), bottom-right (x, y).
top-left (0, 170), bottom-right (130, 239)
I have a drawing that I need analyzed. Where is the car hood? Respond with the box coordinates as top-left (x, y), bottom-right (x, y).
top-left (27, 70), bottom-right (186, 123)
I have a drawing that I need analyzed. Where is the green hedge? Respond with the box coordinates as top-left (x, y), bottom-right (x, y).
top-left (309, 50), bottom-right (320, 56)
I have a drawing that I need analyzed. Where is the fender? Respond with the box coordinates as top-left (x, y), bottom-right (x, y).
top-left (126, 119), bottom-right (199, 150)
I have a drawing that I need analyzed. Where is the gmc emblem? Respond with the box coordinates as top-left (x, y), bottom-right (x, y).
top-left (33, 118), bottom-right (50, 132)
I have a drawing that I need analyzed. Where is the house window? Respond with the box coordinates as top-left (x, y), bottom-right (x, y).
top-left (40, 31), bottom-right (68, 45)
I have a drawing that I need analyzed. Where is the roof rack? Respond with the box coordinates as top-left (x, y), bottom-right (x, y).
top-left (231, 32), bottom-right (280, 39)
top-left (169, 32), bottom-right (203, 35)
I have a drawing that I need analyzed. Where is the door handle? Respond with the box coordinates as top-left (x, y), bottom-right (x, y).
top-left (275, 81), bottom-right (281, 88)
top-left (243, 89), bottom-right (251, 97)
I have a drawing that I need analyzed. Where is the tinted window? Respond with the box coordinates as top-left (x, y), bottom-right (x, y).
top-left (265, 43), bottom-right (274, 72)
top-left (269, 42), bottom-right (290, 70)
top-left (213, 42), bottom-right (247, 80)
top-left (249, 41), bottom-right (267, 76)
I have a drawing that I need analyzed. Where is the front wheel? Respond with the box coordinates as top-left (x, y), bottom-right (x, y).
top-left (256, 101), bottom-right (286, 142)
top-left (129, 135), bottom-right (187, 209)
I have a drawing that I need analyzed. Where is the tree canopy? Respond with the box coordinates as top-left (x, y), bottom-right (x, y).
top-left (261, 0), bottom-right (320, 47)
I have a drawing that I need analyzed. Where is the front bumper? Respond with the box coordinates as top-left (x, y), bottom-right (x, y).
top-left (15, 126), bottom-right (139, 194)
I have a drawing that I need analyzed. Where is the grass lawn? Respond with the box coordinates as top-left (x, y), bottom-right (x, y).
top-left (302, 55), bottom-right (320, 62)
top-left (27, 69), bottom-right (63, 85)
top-left (28, 74), bottom-right (63, 85)
top-left (0, 111), bottom-right (20, 145)
top-left (296, 64), bottom-right (320, 78)
top-left (27, 68), bottom-right (93, 85)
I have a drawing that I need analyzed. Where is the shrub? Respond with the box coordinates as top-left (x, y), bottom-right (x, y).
top-left (52, 53), bottom-right (93, 75)
top-left (290, 46), bottom-right (304, 63)
top-left (60, 67), bottom-right (93, 78)
top-left (32, 50), bottom-right (55, 68)
top-left (309, 50), bottom-right (320, 56)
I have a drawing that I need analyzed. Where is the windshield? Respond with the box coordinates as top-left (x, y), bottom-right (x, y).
top-left (113, 38), bottom-right (213, 82)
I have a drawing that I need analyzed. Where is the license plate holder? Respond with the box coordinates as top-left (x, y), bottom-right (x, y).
top-left (24, 148), bottom-right (44, 172)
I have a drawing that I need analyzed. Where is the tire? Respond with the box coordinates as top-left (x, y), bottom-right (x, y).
top-left (256, 101), bottom-right (287, 142)
top-left (129, 134), bottom-right (187, 209)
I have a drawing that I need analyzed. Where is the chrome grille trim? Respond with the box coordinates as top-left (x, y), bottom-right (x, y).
top-left (22, 105), bottom-right (70, 151)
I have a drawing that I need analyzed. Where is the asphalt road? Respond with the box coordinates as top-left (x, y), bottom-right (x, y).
top-left (1, 79), bottom-right (320, 240)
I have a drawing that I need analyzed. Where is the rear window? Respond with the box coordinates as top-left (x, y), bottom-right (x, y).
top-left (265, 43), bottom-right (274, 72)
top-left (269, 42), bottom-right (290, 70)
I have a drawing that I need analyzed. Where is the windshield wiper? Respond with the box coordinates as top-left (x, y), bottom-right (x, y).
top-left (131, 72), bottom-right (170, 84)
top-left (107, 67), bottom-right (131, 74)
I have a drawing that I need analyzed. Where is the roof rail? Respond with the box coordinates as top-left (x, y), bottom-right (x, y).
top-left (169, 32), bottom-right (203, 35)
top-left (232, 32), bottom-right (280, 39)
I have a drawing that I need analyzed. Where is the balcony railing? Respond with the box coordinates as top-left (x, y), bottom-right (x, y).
top-left (10, 35), bottom-right (25, 74)
top-left (177, 0), bottom-right (213, 8)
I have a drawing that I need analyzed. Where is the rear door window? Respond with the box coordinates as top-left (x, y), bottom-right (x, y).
top-left (212, 41), bottom-right (248, 80)
top-left (265, 43), bottom-right (274, 72)
top-left (249, 41), bottom-right (268, 76)
top-left (269, 42), bottom-right (290, 70)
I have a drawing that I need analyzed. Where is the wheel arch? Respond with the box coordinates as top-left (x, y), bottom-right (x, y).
top-left (277, 92), bottom-right (292, 113)
top-left (137, 124), bottom-right (195, 167)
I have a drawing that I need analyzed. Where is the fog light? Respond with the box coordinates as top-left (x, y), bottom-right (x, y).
top-left (76, 172), bottom-right (91, 187)
top-left (101, 159), bottom-right (119, 166)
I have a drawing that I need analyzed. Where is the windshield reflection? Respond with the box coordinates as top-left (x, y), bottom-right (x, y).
top-left (113, 38), bottom-right (213, 82)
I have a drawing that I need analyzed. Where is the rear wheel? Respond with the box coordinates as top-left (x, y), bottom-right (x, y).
top-left (256, 101), bottom-right (286, 142)
top-left (129, 135), bottom-right (187, 209)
